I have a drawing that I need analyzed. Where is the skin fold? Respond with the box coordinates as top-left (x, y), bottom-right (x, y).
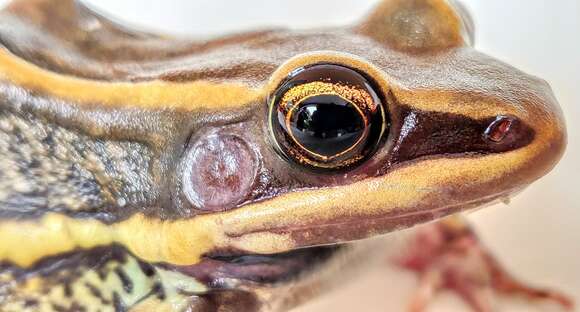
top-left (0, 0), bottom-right (567, 311)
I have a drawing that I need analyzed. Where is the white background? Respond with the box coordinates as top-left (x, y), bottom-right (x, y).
top-left (1, 0), bottom-right (579, 311)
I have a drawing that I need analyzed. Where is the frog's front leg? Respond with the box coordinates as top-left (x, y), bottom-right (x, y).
top-left (393, 216), bottom-right (573, 312)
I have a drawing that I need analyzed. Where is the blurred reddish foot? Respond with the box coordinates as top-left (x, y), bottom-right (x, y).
top-left (394, 217), bottom-right (573, 312)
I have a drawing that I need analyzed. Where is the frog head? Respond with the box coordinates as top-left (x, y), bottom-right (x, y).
top-left (0, 0), bottom-right (566, 310)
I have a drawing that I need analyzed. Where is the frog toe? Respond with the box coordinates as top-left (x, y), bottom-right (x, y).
top-left (393, 217), bottom-right (574, 311)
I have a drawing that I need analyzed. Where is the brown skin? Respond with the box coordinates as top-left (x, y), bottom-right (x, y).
top-left (0, 0), bottom-right (567, 311)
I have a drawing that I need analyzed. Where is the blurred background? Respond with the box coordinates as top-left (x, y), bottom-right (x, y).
top-left (1, 0), bottom-right (577, 311)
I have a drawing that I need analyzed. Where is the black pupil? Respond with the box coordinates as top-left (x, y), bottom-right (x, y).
top-left (288, 94), bottom-right (365, 157)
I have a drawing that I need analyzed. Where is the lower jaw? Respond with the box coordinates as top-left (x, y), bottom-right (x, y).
top-left (170, 244), bottom-right (344, 288)
top-left (176, 238), bottom-right (392, 312)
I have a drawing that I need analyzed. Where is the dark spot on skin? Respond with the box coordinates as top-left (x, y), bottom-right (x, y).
top-left (64, 282), bottom-right (73, 297)
top-left (71, 302), bottom-right (87, 312)
top-left (84, 282), bottom-right (106, 303)
top-left (51, 303), bottom-right (68, 312)
top-left (23, 299), bottom-right (39, 307)
top-left (113, 292), bottom-right (126, 312)
top-left (96, 268), bottom-right (108, 281)
top-left (114, 267), bottom-right (133, 294)
top-left (152, 282), bottom-right (166, 300)
top-left (137, 261), bottom-right (156, 277)
top-left (183, 133), bottom-right (258, 211)
top-left (28, 158), bottom-right (41, 169)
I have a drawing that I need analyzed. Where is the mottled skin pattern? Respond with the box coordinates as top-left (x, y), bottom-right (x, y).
top-left (0, 110), bottom-right (153, 221)
top-left (0, 0), bottom-right (568, 311)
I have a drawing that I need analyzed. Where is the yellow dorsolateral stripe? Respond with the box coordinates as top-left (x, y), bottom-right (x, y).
top-left (0, 210), bottom-right (294, 268)
top-left (0, 48), bottom-right (263, 111)
top-left (0, 213), bottom-right (225, 267)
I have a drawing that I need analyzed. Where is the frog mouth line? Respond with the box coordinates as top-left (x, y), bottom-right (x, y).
top-left (168, 189), bottom-right (517, 288)
top-left (170, 245), bottom-right (343, 286)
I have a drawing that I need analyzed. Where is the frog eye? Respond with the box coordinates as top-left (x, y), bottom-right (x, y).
top-left (268, 64), bottom-right (387, 170)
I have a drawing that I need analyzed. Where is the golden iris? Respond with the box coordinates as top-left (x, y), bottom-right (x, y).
top-left (269, 64), bottom-right (387, 170)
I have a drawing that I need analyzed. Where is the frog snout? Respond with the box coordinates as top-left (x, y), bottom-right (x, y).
top-left (512, 78), bottom-right (567, 187)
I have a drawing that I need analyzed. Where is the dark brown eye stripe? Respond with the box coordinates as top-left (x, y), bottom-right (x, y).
top-left (389, 106), bottom-right (535, 164)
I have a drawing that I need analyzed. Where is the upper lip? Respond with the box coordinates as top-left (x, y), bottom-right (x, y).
top-left (221, 189), bottom-right (513, 255)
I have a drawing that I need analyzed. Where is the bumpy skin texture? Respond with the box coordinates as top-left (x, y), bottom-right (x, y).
top-left (0, 0), bottom-right (567, 311)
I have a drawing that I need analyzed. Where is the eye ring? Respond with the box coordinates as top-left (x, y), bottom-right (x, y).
top-left (268, 63), bottom-right (388, 171)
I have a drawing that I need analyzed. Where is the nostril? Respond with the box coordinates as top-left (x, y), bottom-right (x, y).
top-left (484, 116), bottom-right (515, 143)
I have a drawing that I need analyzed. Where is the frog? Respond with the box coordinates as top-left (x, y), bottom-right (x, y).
top-left (0, 0), bottom-right (572, 311)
